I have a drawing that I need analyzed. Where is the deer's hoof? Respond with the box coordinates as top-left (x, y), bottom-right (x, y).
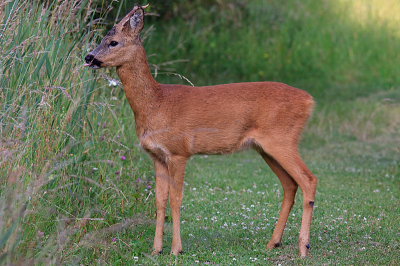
top-left (171, 248), bottom-right (183, 256)
top-left (151, 249), bottom-right (163, 255)
top-left (266, 240), bottom-right (281, 250)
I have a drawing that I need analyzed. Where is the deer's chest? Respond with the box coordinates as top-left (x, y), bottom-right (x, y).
top-left (139, 128), bottom-right (170, 162)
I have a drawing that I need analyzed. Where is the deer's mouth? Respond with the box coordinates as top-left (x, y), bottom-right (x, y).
top-left (84, 63), bottom-right (100, 69)
top-left (84, 55), bottom-right (103, 69)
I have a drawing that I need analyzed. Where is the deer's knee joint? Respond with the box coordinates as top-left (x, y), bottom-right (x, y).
top-left (309, 174), bottom-right (317, 186)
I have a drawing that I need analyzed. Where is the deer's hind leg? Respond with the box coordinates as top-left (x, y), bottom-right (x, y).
top-left (258, 142), bottom-right (317, 257)
top-left (259, 151), bottom-right (298, 249)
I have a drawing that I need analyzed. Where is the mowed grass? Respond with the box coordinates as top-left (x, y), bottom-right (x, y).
top-left (1, 0), bottom-right (400, 265)
top-left (145, 144), bottom-right (398, 265)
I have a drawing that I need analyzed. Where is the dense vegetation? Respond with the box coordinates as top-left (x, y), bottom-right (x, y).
top-left (145, 0), bottom-right (400, 101)
top-left (1, 0), bottom-right (399, 264)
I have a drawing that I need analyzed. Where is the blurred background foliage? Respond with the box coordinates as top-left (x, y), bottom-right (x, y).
top-left (94, 0), bottom-right (400, 100)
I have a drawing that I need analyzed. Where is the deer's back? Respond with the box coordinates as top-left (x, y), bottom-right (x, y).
top-left (159, 81), bottom-right (314, 123)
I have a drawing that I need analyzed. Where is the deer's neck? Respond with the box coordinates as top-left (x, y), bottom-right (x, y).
top-left (116, 44), bottom-right (159, 117)
top-left (116, 45), bottom-right (160, 137)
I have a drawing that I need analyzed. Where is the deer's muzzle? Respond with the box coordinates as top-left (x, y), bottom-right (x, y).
top-left (84, 54), bottom-right (103, 69)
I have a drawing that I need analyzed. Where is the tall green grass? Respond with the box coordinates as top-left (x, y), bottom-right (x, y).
top-left (1, 0), bottom-right (95, 262)
top-left (0, 1), bottom-right (154, 264)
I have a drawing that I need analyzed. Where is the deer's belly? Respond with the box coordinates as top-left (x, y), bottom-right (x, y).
top-left (139, 127), bottom-right (256, 159)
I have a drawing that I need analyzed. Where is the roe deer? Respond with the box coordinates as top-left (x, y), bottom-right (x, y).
top-left (84, 4), bottom-right (317, 257)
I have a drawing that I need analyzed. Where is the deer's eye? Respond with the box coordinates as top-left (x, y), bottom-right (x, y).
top-left (110, 41), bottom-right (119, 47)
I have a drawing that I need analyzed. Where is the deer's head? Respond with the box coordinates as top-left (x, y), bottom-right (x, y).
top-left (84, 4), bottom-right (148, 69)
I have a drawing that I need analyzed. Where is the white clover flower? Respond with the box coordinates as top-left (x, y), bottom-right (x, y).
top-left (108, 80), bottom-right (117, 87)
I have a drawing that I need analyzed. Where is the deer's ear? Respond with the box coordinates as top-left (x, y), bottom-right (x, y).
top-left (128, 8), bottom-right (144, 34)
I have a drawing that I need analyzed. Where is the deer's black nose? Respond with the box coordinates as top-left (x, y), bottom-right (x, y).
top-left (85, 54), bottom-right (94, 63)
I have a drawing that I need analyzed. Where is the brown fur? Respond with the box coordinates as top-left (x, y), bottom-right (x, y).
top-left (85, 4), bottom-right (317, 257)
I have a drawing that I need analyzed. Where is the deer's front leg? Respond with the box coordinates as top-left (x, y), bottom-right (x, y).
top-left (167, 156), bottom-right (188, 255)
top-left (152, 159), bottom-right (170, 254)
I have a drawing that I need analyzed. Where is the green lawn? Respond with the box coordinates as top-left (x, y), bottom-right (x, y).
top-left (151, 138), bottom-right (399, 265)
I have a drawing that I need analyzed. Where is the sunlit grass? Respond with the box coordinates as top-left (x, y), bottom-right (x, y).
top-left (336, 0), bottom-right (400, 34)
